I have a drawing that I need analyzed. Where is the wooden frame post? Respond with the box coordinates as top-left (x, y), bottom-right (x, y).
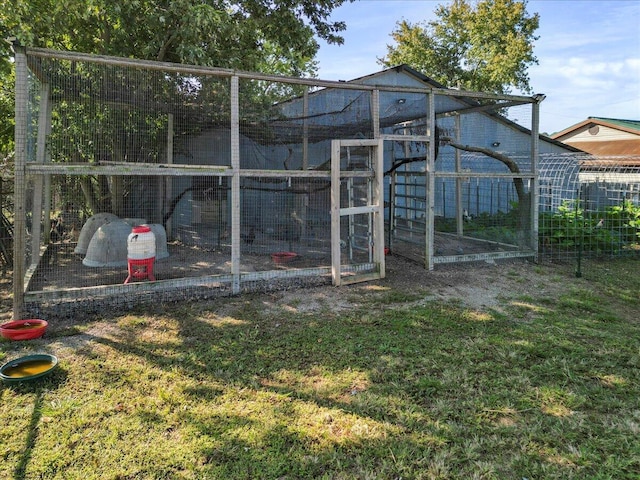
top-left (425, 91), bottom-right (436, 270)
top-left (531, 98), bottom-right (542, 257)
top-left (455, 114), bottom-right (463, 236)
top-left (13, 45), bottom-right (28, 318)
top-left (230, 75), bottom-right (241, 293)
top-left (30, 83), bottom-right (52, 264)
top-left (164, 113), bottom-right (174, 238)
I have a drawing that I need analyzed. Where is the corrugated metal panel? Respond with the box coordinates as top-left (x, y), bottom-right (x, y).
top-left (564, 139), bottom-right (640, 155)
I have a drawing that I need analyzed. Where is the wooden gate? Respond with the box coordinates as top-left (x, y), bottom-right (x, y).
top-left (330, 139), bottom-right (385, 286)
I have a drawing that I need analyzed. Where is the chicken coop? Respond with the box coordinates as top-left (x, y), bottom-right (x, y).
top-left (13, 46), bottom-right (559, 318)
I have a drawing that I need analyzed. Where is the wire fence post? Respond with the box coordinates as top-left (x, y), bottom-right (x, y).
top-left (575, 189), bottom-right (582, 278)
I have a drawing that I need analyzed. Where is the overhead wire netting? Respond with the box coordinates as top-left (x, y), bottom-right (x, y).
top-left (15, 47), bottom-right (637, 318)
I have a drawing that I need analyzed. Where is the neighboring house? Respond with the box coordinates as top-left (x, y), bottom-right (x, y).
top-left (551, 117), bottom-right (640, 156)
top-left (552, 117), bottom-right (640, 208)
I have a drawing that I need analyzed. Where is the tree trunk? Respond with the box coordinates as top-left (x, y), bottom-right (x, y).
top-left (444, 139), bottom-right (532, 246)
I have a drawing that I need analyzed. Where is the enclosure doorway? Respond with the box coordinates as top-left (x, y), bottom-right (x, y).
top-left (331, 139), bottom-right (385, 286)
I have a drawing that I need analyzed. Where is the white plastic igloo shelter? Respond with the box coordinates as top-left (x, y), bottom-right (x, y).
top-left (74, 212), bottom-right (119, 255)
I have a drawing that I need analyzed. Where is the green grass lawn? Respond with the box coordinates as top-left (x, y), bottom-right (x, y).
top-left (1, 259), bottom-right (639, 479)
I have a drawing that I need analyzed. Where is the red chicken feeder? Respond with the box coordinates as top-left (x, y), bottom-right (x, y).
top-left (0, 319), bottom-right (48, 341)
top-left (271, 252), bottom-right (298, 265)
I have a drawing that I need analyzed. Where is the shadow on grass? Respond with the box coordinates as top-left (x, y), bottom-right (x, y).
top-left (56, 265), bottom-right (640, 478)
top-left (6, 368), bottom-right (67, 479)
top-left (63, 305), bottom-right (461, 475)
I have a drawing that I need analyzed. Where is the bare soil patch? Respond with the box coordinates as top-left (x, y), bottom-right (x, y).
top-left (264, 255), bottom-right (568, 315)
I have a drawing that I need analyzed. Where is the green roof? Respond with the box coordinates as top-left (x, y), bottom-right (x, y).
top-left (589, 117), bottom-right (640, 132)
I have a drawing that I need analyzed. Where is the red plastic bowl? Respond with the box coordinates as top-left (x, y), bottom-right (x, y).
top-left (0, 319), bottom-right (48, 341)
top-left (271, 252), bottom-right (298, 264)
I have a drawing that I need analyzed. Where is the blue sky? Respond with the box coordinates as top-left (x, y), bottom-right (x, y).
top-left (314, 0), bottom-right (640, 135)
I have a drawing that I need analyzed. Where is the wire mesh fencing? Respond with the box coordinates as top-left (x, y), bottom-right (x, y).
top-left (0, 168), bottom-right (13, 270)
top-left (16, 49), bottom-right (388, 316)
top-left (388, 100), bottom-right (539, 267)
top-left (538, 154), bottom-right (640, 263)
top-left (15, 47), bottom-right (602, 318)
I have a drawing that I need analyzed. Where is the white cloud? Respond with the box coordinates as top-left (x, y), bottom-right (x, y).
top-left (532, 55), bottom-right (639, 92)
top-left (564, 57), bottom-right (638, 78)
top-left (625, 58), bottom-right (640, 73)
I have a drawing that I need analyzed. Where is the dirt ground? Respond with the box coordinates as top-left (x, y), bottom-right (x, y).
top-left (268, 255), bottom-right (569, 316)
top-left (0, 253), bottom-right (572, 324)
top-left (23, 227), bottom-right (519, 293)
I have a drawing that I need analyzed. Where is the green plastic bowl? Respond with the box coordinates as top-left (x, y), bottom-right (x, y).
top-left (0, 354), bottom-right (58, 384)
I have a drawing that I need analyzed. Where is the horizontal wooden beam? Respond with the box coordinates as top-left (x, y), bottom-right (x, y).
top-left (25, 163), bottom-right (375, 178)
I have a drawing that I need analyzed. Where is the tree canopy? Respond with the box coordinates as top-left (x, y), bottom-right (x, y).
top-left (1, 0), bottom-right (351, 70)
top-left (380, 0), bottom-right (539, 95)
top-left (0, 0), bottom-right (352, 155)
